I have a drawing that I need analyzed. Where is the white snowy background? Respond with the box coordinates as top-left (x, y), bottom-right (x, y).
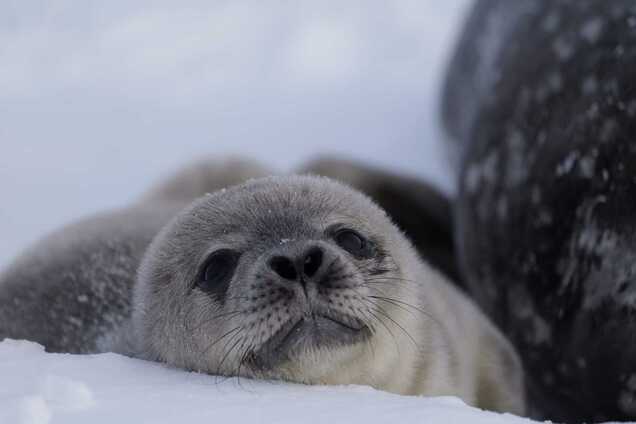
top-left (0, 0), bottom-right (467, 269)
top-left (0, 1), bottom-right (550, 423)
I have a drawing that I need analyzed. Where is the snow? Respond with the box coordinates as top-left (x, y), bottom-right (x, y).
top-left (0, 340), bottom-right (536, 424)
top-left (0, 2), bottom-right (547, 424)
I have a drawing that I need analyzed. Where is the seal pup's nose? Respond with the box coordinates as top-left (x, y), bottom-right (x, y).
top-left (268, 246), bottom-right (325, 282)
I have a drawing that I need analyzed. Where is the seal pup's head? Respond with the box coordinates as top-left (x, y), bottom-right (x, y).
top-left (133, 175), bottom-right (419, 382)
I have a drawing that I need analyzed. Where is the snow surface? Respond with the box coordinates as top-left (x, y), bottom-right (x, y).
top-left (0, 2), bottom-right (548, 424)
top-left (0, 340), bottom-right (536, 424)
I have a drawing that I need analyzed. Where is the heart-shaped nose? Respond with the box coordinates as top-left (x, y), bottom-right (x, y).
top-left (268, 246), bottom-right (324, 281)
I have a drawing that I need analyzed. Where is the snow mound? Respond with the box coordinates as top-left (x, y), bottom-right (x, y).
top-left (0, 339), bottom-right (538, 424)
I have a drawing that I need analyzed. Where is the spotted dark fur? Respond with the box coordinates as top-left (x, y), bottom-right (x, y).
top-left (443, 0), bottom-right (636, 421)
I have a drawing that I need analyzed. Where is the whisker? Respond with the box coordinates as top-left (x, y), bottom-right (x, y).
top-left (189, 309), bottom-right (244, 332)
top-left (365, 308), bottom-right (401, 355)
top-left (362, 298), bottom-right (420, 349)
top-left (215, 328), bottom-right (246, 377)
top-left (201, 325), bottom-right (242, 356)
top-left (367, 295), bottom-right (440, 326)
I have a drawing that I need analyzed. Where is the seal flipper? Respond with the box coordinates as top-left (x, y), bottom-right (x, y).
top-left (298, 157), bottom-right (460, 285)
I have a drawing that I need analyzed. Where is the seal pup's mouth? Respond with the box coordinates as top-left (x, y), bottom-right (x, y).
top-left (247, 312), bottom-right (370, 370)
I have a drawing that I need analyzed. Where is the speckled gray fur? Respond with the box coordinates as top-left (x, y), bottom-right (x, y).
top-left (0, 158), bottom-right (270, 354)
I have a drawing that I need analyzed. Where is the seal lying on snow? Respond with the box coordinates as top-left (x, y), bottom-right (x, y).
top-left (0, 159), bottom-right (524, 415)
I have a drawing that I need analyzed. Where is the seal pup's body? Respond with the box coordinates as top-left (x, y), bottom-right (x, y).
top-left (0, 158), bottom-right (270, 353)
top-left (0, 159), bottom-right (524, 415)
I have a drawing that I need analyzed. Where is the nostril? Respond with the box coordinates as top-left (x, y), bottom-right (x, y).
top-left (303, 247), bottom-right (323, 278)
top-left (269, 256), bottom-right (298, 280)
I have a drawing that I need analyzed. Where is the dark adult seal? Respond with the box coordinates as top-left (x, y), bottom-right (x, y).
top-left (443, 0), bottom-right (636, 422)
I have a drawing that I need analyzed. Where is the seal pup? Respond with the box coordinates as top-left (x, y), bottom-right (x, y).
top-left (133, 174), bottom-right (524, 414)
top-left (443, 0), bottom-right (636, 421)
top-left (0, 159), bottom-right (525, 415)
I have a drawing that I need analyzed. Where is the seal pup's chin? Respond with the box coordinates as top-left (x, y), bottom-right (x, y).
top-left (248, 312), bottom-right (371, 371)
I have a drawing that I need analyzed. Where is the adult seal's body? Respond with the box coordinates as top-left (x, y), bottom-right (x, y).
top-left (443, 0), bottom-right (636, 421)
top-left (0, 159), bottom-right (524, 415)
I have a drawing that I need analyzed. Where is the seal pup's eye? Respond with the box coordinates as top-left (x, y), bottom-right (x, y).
top-left (197, 249), bottom-right (240, 301)
top-left (334, 229), bottom-right (374, 259)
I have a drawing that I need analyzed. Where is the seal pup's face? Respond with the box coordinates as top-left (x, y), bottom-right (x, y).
top-left (134, 175), bottom-right (410, 383)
